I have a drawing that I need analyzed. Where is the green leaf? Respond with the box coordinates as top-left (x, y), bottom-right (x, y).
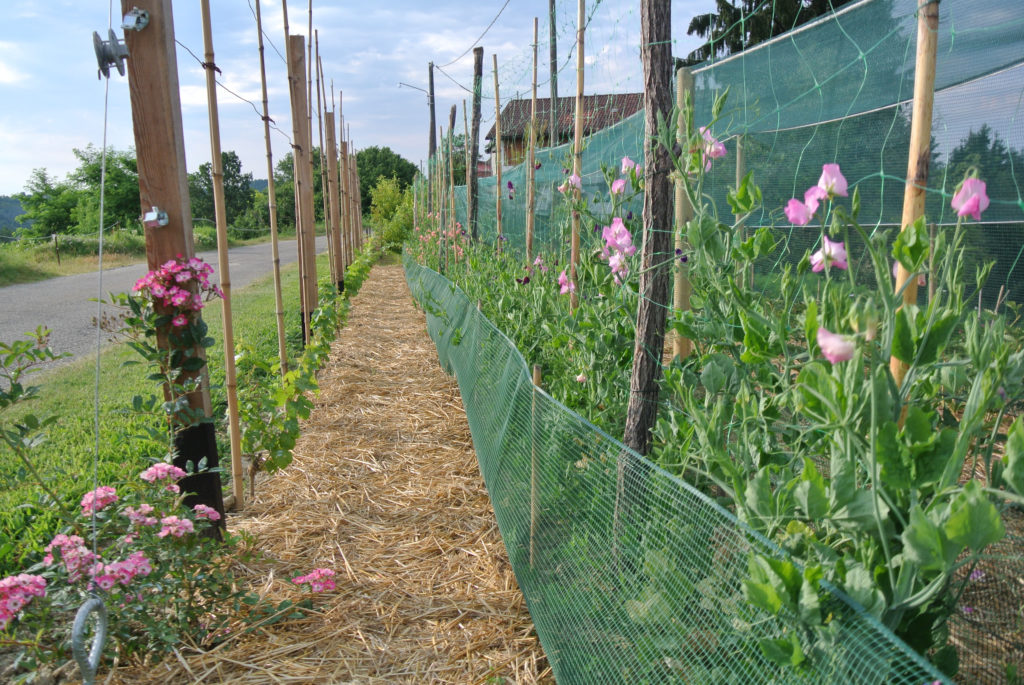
top-left (1001, 415), bottom-right (1024, 495)
top-left (745, 468), bottom-right (774, 521)
top-left (917, 312), bottom-right (959, 365)
top-left (875, 420), bottom-right (911, 491)
top-left (902, 506), bottom-right (955, 572)
top-left (892, 307), bottom-right (915, 365)
top-left (758, 632), bottom-right (805, 667)
top-left (794, 458), bottom-right (827, 519)
top-left (804, 300), bottom-right (818, 357)
top-left (945, 480), bottom-right (1005, 553)
top-left (892, 215), bottom-right (930, 272)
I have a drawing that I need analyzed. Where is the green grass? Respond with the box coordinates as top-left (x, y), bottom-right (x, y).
top-left (0, 254), bottom-right (322, 574)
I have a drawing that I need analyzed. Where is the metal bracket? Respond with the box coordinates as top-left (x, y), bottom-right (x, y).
top-left (143, 207), bottom-right (169, 229)
top-left (92, 29), bottom-right (129, 80)
top-left (121, 7), bottom-right (150, 32)
top-left (71, 596), bottom-right (107, 685)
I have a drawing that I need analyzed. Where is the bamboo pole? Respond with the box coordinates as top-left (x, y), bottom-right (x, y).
top-left (325, 110), bottom-right (342, 293)
top-left (338, 105), bottom-right (351, 275)
top-left (673, 67), bottom-right (694, 360)
top-left (526, 17), bottom-right (539, 262)
top-left (570, 0), bottom-right (585, 311)
top-left (735, 133), bottom-right (747, 288)
top-left (469, 47), bottom-right (483, 241)
top-left (448, 107), bottom-right (457, 266)
top-left (530, 364), bottom-right (542, 568)
top-left (314, 35), bottom-right (334, 287)
top-left (253, 0), bottom-right (288, 375)
top-left (493, 53), bottom-right (503, 252)
top-left (463, 99), bottom-right (471, 191)
top-left (200, 0), bottom-right (243, 509)
top-left (890, 0), bottom-right (940, 389)
top-left (438, 126), bottom-right (446, 273)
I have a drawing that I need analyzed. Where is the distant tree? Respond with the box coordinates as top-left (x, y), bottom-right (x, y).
top-left (66, 145), bottom-right (140, 233)
top-left (355, 146), bottom-right (417, 214)
top-left (188, 150), bottom-right (255, 227)
top-left (680, 0), bottom-right (848, 65)
top-left (15, 169), bottom-right (83, 238)
top-left (0, 196), bottom-right (26, 238)
top-left (271, 149), bottom-right (328, 233)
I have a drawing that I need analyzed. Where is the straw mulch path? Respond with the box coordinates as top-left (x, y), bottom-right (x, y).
top-left (113, 260), bottom-right (551, 684)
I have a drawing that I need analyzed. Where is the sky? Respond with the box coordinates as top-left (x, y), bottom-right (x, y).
top-left (0, 0), bottom-right (707, 197)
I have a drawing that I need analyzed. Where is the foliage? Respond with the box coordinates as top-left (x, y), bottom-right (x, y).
top-left (355, 146), bottom-right (417, 214)
top-left (369, 177), bottom-right (413, 250)
top-left (188, 150), bottom-right (255, 229)
top-left (0, 195), bottom-right (26, 237)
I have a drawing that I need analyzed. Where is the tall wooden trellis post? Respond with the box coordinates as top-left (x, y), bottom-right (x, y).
top-left (121, 0), bottom-right (225, 521)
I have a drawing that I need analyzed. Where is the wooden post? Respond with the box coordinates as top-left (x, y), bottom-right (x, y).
top-left (288, 35), bottom-right (317, 345)
top-left (530, 364), bottom-right (542, 567)
top-left (526, 17), bottom-right (539, 262)
top-left (325, 111), bottom-right (343, 292)
top-left (254, 0), bottom-right (288, 375)
top-left (549, 0), bottom-right (558, 146)
top-left (890, 0), bottom-right (940, 389)
top-left (200, 0), bottom-right (244, 510)
top-left (463, 99), bottom-right (471, 192)
top-left (569, 0), bottom-right (585, 311)
top-left (121, 0), bottom-right (224, 522)
top-left (469, 47), bottom-right (483, 241)
top-left (438, 125), bottom-right (447, 273)
top-left (493, 53), bottom-right (503, 251)
top-left (314, 35), bottom-right (334, 287)
top-left (619, 0), bottom-right (674, 549)
top-left (338, 106), bottom-right (351, 275)
top-left (673, 67), bottom-right (694, 360)
top-left (52, 234), bottom-right (61, 266)
top-left (735, 133), bottom-right (747, 288)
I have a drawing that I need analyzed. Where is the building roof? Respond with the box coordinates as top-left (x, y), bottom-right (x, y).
top-left (484, 92), bottom-right (643, 142)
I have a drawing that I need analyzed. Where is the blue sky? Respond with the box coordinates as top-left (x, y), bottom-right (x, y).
top-left (0, 0), bottom-right (705, 196)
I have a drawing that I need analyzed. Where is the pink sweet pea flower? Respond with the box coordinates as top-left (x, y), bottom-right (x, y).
top-left (810, 236), bottom-right (848, 272)
top-left (951, 178), bottom-right (989, 220)
top-left (818, 164), bottom-right (848, 197)
top-left (785, 199), bottom-right (813, 226)
top-left (575, 373), bottom-right (587, 383)
top-left (803, 185), bottom-right (828, 215)
top-left (817, 327), bottom-right (855, 364)
top-left (611, 178), bottom-right (627, 194)
top-left (557, 270), bottom-right (576, 295)
top-left (621, 156), bottom-right (637, 174)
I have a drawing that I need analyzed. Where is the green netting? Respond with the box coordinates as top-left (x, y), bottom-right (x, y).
top-left (448, 0), bottom-right (1023, 301)
top-left (404, 255), bottom-right (946, 684)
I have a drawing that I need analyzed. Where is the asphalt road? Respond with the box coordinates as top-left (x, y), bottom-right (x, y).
top-left (0, 236), bottom-right (327, 369)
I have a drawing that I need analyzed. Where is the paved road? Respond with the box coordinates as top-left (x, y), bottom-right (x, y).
top-left (0, 236), bottom-right (327, 369)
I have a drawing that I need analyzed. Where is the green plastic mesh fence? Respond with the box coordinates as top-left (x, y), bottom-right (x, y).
top-left (404, 255), bottom-right (946, 684)
top-left (448, 0), bottom-right (1023, 303)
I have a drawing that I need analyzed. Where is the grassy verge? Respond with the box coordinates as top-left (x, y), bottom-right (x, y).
top-left (0, 227), bottom-right (303, 288)
top-left (0, 254), bottom-right (320, 573)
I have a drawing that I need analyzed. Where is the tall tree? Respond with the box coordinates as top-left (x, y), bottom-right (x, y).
top-left (354, 146), bottom-right (418, 214)
top-left (681, 0), bottom-right (845, 65)
top-left (188, 150), bottom-right (255, 225)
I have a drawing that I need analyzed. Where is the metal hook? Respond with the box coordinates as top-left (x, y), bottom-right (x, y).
top-left (71, 596), bottom-right (108, 685)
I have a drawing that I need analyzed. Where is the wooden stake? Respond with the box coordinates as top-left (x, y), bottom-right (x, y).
top-left (254, 0), bottom-right (288, 375)
top-left (673, 67), bottom-right (694, 360)
top-left (288, 35), bottom-right (317, 344)
top-left (736, 133), bottom-right (747, 288)
top-left (890, 0), bottom-right (940, 389)
top-left (570, 0), bottom-right (585, 311)
top-left (428, 62), bottom-right (437, 216)
top-left (526, 17), bottom-right (539, 262)
top-left (338, 105), bottom-right (351, 274)
top-left (493, 53), bottom-right (503, 251)
top-left (122, 0), bottom-right (224, 522)
top-left (448, 107), bottom-right (457, 264)
top-left (200, 0), bottom-right (244, 509)
top-left (469, 47), bottom-right (483, 241)
top-left (530, 364), bottom-right (542, 567)
top-left (463, 99), bottom-right (471, 191)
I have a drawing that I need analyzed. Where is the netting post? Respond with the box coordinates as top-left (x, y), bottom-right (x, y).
top-left (673, 67), bottom-right (694, 361)
top-left (569, 0), bottom-right (585, 312)
top-left (526, 17), bottom-right (539, 263)
top-left (463, 99), bottom-right (471, 191)
top-left (890, 0), bottom-right (939, 392)
top-left (548, 0), bottom-right (558, 146)
top-left (428, 62), bottom-right (437, 215)
top-left (470, 47), bottom-right (483, 241)
top-left (447, 106), bottom-right (457, 266)
top-left (325, 111), bottom-right (343, 293)
top-left (618, 0), bottom-right (673, 553)
top-left (530, 364), bottom-right (542, 568)
top-left (493, 54), bottom-right (503, 252)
